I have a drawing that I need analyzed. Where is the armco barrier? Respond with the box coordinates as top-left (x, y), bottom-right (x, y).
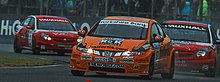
top-left (0, 14), bottom-right (102, 44)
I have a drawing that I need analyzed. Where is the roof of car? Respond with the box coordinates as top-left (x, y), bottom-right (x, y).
top-left (103, 16), bottom-right (153, 23)
top-left (29, 15), bottom-right (67, 19)
top-left (163, 20), bottom-right (209, 28)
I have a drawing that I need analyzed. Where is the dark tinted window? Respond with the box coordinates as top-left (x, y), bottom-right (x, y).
top-left (163, 24), bottom-right (210, 43)
top-left (38, 22), bottom-right (76, 31)
top-left (88, 20), bottom-right (148, 40)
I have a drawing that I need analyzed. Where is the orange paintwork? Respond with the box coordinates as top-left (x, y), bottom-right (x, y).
top-left (70, 16), bottom-right (175, 76)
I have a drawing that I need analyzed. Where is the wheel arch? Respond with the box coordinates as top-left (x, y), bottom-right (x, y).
top-left (166, 48), bottom-right (176, 71)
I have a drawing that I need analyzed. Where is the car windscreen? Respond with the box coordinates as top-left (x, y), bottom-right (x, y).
top-left (88, 20), bottom-right (148, 40)
top-left (163, 24), bottom-right (210, 43)
top-left (38, 22), bottom-right (75, 31)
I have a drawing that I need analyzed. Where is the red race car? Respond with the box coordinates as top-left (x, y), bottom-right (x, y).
top-left (14, 15), bottom-right (78, 55)
top-left (162, 20), bottom-right (220, 77)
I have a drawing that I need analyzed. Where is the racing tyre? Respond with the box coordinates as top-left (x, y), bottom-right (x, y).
top-left (139, 54), bottom-right (155, 80)
top-left (32, 39), bottom-right (40, 55)
top-left (14, 38), bottom-right (22, 53)
top-left (71, 70), bottom-right (85, 76)
top-left (161, 53), bottom-right (175, 79)
top-left (204, 59), bottom-right (217, 77)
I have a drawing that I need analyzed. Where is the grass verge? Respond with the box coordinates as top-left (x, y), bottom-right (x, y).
top-left (0, 55), bottom-right (54, 67)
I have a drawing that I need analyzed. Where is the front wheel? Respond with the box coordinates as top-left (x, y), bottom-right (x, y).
top-left (71, 70), bottom-right (85, 76)
top-left (14, 38), bottom-right (22, 53)
top-left (139, 54), bottom-right (155, 80)
top-left (204, 59), bottom-right (217, 77)
top-left (161, 53), bottom-right (175, 79)
top-left (32, 39), bottom-right (40, 55)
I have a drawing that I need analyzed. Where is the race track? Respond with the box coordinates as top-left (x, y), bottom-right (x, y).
top-left (0, 44), bottom-right (220, 82)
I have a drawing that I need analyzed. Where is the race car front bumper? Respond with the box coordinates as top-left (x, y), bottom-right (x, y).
top-left (35, 39), bottom-right (78, 52)
top-left (69, 54), bottom-right (152, 75)
top-left (175, 58), bottom-right (215, 73)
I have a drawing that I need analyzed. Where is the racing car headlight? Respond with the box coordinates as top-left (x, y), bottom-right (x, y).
top-left (76, 43), bottom-right (93, 54)
top-left (41, 33), bottom-right (52, 41)
top-left (77, 37), bottom-right (83, 43)
top-left (195, 48), bottom-right (210, 57)
top-left (122, 44), bottom-right (151, 56)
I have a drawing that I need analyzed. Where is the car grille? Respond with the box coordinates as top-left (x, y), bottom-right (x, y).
top-left (94, 50), bottom-right (123, 57)
top-left (179, 54), bottom-right (192, 57)
top-left (89, 67), bottom-right (125, 73)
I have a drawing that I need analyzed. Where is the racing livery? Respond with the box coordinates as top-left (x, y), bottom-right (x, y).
top-left (70, 16), bottom-right (175, 79)
top-left (14, 15), bottom-right (78, 54)
top-left (162, 20), bottom-right (220, 77)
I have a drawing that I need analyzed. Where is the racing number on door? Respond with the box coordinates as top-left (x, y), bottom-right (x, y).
top-left (28, 30), bottom-right (34, 47)
top-left (27, 18), bottom-right (35, 47)
top-left (153, 43), bottom-right (160, 68)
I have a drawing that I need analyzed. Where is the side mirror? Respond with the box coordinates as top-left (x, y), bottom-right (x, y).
top-left (153, 35), bottom-right (164, 42)
top-left (27, 25), bottom-right (34, 30)
top-left (76, 28), bottom-right (80, 31)
top-left (78, 30), bottom-right (86, 37)
top-left (15, 24), bottom-right (21, 32)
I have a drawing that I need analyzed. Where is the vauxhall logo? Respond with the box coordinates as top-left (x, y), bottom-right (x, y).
top-left (164, 24), bottom-right (207, 31)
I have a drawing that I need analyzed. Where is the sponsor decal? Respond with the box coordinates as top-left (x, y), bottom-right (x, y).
top-left (28, 30), bottom-right (34, 46)
top-left (120, 59), bottom-right (134, 63)
top-left (153, 43), bottom-right (160, 68)
top-left (101, 51), bottom-right (114, 56)
top-left (122, 56), bottom-right (133, 59)
top-left (99, 20), bottom-right (148, 28)
top-left (94, 57), bottom-right (117, 62)
top-left (88, 62), bottom-right (124, 69)
top-left (164, 24), bottom-right (206, 31)
top-left (38, 18), bottom-right (68, 23)
top-left (100, 38), bottom-right (123, 46)
top-left (176, 60), bottom-right (187, 67)
top-left (90, 45), bottom-right (128, 51)
top-left (81, 55), bottom-right (92, 60)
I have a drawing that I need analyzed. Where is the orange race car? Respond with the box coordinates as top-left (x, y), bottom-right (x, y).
top-left (70, 16), bottom-right (175, 79)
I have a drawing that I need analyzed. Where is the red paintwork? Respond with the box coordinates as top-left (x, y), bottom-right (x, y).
top-left (163, 20), bottom-right (220, 73)
top-left (15, 15), bottom-right (78, 52)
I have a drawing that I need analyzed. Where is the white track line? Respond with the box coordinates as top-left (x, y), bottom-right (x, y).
top-left (0, 64), bottom-right (68, 69)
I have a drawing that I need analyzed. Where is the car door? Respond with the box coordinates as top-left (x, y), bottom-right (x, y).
top-left (20, 18), bottom-right (31, 46)
top-left (26, 18), bottom-right (36, 47)
top-left (151, 23), bottom-right (164, 69)
top-left (156, 23), bottom-right (170, 69)
top-left (20, 17), bottom-right (35, 47)
top-left (210, 26), bottom-right (220, 69)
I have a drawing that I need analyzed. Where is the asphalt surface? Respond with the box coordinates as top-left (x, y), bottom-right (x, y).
top-left (0, 44), bottom-right (220, 82)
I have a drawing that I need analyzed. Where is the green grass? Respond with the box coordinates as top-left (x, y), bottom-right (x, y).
top-left (0, 55), bottom-right (55, 67)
